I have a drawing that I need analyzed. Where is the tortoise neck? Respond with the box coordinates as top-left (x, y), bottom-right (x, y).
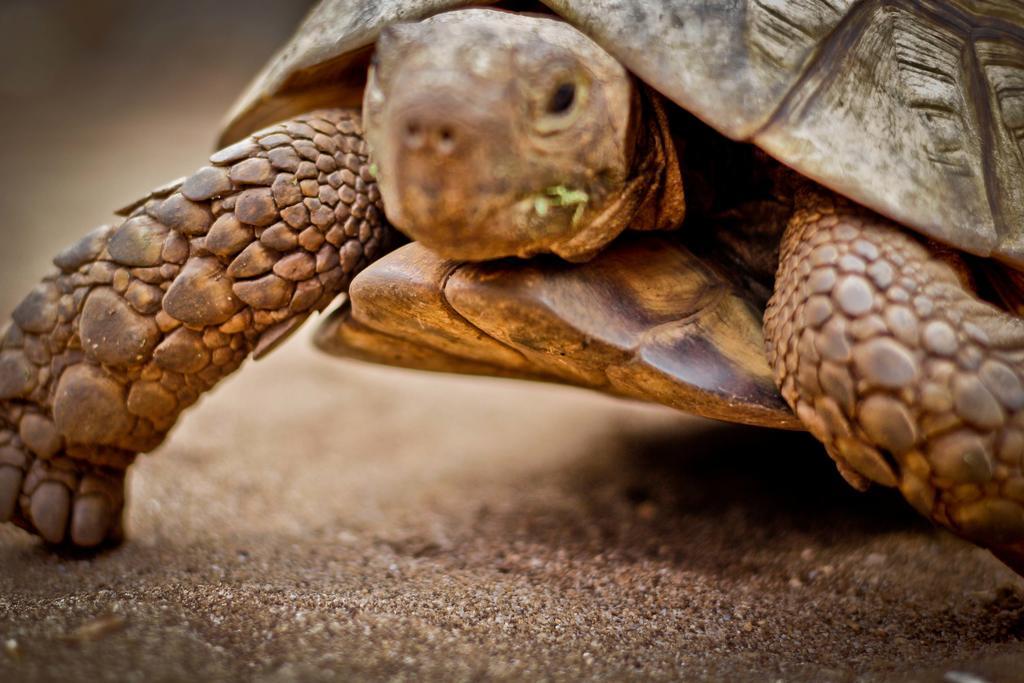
top-left (546, 84), bottom-right (685, 262)
top-left (626, 84), bottom-right (686, 233)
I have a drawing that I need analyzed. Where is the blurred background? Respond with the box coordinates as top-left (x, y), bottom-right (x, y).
top-left (0, 2), bottom-right (1021, 681)
top-left (0, 0), bottom-right (315, 313)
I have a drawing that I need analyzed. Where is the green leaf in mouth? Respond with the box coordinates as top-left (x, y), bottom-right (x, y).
top-left (546, 185), bottom-right (589, 207)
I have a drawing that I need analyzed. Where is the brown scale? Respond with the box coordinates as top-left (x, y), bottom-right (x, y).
top-left (0, 109), bottom-right (390, 547)
top-left (765, 190), bottom-right (1024, 572)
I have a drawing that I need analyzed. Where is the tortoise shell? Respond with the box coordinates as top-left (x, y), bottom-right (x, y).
top-left (316, 236), bottom-right (803, 430)
top-left (222, 0), bottom-right (1024, 270)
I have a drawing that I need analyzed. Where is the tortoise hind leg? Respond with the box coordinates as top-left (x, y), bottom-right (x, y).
top-left (0, 109), bottom-right (389, 547)
top-left (765, 192), bottom-right (1024, 574)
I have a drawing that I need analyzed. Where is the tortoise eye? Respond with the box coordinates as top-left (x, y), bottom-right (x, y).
top-left (547, 82), bottom-right (576, 114)
top-left (534, 76), bottom-right (586, 135)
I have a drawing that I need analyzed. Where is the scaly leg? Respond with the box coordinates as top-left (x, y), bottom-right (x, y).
top-left (0, 109), bottom-right (389, 547)
top-left (764, 191), bottom-right (1024, 572)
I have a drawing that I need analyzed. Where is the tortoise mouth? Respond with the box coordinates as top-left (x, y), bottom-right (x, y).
top-left (391, 181), bottom-right (601, 262)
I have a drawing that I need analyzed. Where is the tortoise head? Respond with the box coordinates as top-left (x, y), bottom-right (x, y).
top-left (363, 9), bottom-right (681, 262)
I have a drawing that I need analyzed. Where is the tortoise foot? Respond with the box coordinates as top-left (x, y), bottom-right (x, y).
top-left (0, 438), bottom-right (125, 548)
top-left (765, 193), bottom-right (1024, 574)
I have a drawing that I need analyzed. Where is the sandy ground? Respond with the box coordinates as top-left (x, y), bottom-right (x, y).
top-left (1, 2), bottom-right (1023, 681)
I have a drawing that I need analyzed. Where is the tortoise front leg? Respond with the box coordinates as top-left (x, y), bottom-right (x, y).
top-left (0, 109), bottom-right (389, 547)
top-left (764, 193), bottom-right (1024, 572)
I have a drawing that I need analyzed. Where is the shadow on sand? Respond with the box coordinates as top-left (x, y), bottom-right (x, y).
top-left (446, 420), bottom-right (933, 580)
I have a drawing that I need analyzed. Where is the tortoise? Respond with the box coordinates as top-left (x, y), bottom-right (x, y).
top-left (2, 1), bottom-right (1024, 577)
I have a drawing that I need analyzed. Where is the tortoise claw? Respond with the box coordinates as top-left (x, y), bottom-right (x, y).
top-left (1, 446), bottom-right (126, 548)
top-left (30, 480), bottom-right (71, 544)
top-left (71, 494), bottom-right (113, 548)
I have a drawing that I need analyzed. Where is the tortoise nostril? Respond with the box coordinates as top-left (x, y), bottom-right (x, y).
top-left (403, 120), bottom-right (424, 149)
top-left (437, 126), bottom-right (456, 155)
top-left (399, 115), bottom-right (459, 155)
